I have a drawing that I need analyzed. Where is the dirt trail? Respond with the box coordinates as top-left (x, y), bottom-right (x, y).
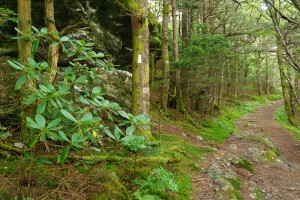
top-left (193, 101), bottom-right (300, 199)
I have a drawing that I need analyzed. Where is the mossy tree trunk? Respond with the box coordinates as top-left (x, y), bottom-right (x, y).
top-left (128, 0), bottom-right (153, 140)
top-left (276, 36), bottom-right (295, 125)
top-left (45, 0), bottom-right (59, 83)
top-left (268, 1), bottom-right (297, 125)
top-left (172, 0), bottom-right (182, 111)
top-left (161, 0), bottom-right (170, 111)
top-left (18, 0), bottom-right (34, 137)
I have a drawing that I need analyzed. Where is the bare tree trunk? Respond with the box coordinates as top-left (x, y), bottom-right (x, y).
top-left (161, 0), bottom-right (170, 111)
top-left (129, 0), bottom-right (153, 139)
top-left (18, 0), bottom-right (34, 137)
top-left (45, 0), bottom-right (59, 83)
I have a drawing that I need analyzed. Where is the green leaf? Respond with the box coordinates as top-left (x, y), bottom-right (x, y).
top-left (37, 100), bottom-right (47, 114)
top-left (57, 147), bottom-right (70, 163)
top-left (71, 133), bottom-right (79, 143)
top-left (27, 57), bottom-right (37, 66)
top-left (49, 99), bottom-right (58, 108)
top-left (31, 26), bottom-right (39, 33)
top-left (26, 117), bottom-right (41, 129)
top-left (92, 86), bottom-right (102, 94)
top-left (8, 60), bottom-right (23, 70)
top-left (59, 131), bottom-right (70, 142)
top-left (114, 126), bottom-right (123, 140)
top-left (126, 125), bottom-right (136, 136)
top-left (40, 27), bottom-right (48, 34)
top-left (40, 134), bottom-right (46, 141)
top-left (28, 135), bottom-right (39, 148)
top-left (15, 27), bottom-right (23, 34)
top-left (118, 111), bottom-right (129, 119)
top-left (15, 75), bottom-right (26, 90)
top-left (61, 36), bottom-right (69, 42)
top-left (93, 52), bottom-right (104, 58)
top-left (31, 40), bottom-right (39, 55)
top-left (87, 132), bottom-right (97, 143)
top-left (75, 76), bottom-right (87, 83)
top-left (47, 132), bottom-right (63, 141)
top-left (61, 109), bottom-right (78, 123)
top-left (35, 114), bottom-right (46, 128)
top-left (38, 62), bottom-right (48, 70)
top-left (78, 96), bottom-right (90, 105)
top-left (58, 85), bottom-right (70, 95)
top-left (50, 42), bottom-right (59, 47)
top-left (39, 84), bottom-right (51, 93)
top-left (47, 118), bottom-right (61, 129)
top-left (76, 136), bottom-right (88, 143)
top-left (91, 147), bottom-right (101, 152)
top-left (104, 128), bottom-right (116, 140)
top-left (80, 112), bottom-right (93, 123)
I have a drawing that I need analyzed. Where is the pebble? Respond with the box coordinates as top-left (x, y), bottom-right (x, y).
top-left (13, 142), bottom-right (25, 149)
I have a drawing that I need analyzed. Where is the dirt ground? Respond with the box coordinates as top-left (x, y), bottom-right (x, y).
top-left (193, 101), bottom-right (300, 199)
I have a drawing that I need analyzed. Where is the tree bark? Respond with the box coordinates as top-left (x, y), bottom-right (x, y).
top-left (265, 51), bottom-right (269, 95)
top-left (45, 0), bottom-right (59, 83)
top-left (18, 0), bottom-right (34, 137)
top-left (161, 0), bottom-right (170, 111)
top-left (291, 0), bottom-right (300, 12)
top-left (257, 52), bottom-right (263, 96)
top-left (172, 0), bottom-right (182, 111)
top-left (268, 1), bottom-right (297, 125)
top-left (129, 0), bottom-right (153, 139)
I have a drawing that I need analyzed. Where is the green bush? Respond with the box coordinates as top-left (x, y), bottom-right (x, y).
top-left (250, 95), bottom-right (266, 103)
top-left (268, 94), bottom-right (282, 101)
top-left (9, 27), bottom-right (151, 162)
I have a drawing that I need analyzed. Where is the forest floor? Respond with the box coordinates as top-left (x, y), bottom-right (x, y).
top-left (191, 101), bottom-right (300, 199)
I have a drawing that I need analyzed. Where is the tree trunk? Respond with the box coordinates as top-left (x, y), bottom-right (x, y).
top-left (291, 0), bottom-right (300, 12)
top-left (257, 52), bottom-right (263, 96)
top-left (161, 0), bottom-right (170, 111)
top-left (45, 0), bottom-right (59, 83)
top-left (18, 0), bottom-right (33, 137)
top-left (234, 58), bottom-right (238, 98)
top-left (172, 0), bottom-right (182, 111)
top-left (265, 51), bottom-right (269, 95)
top-left (129, 0), bottom-right (153, 139)
top-left (276, 35), bottom-right (295, 125)
top-left (268, 2), bottom-right (296, 125)
top-left (149, 52), bottom-right (155, 86)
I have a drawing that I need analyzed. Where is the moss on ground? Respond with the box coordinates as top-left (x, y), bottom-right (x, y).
top-left (236, 159), bottom-right (254, 172)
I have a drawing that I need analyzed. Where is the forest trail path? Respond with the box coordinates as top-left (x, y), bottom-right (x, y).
top-left (193, 101), bottom-right (300, 199)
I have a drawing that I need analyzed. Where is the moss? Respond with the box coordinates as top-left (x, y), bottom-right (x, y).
top-left (227, 178), bottom-right (241, 189)
top-left (236, 159), bottom-right (254, 172)
top-left (266, 149), bottom-right (277, 161)
top-left (229, 190), bottom-right (242, 200)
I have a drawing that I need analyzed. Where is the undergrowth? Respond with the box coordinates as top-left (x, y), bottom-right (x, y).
top-left (275, 106), bottom-right (300, 140)
top-left (200, 100), bottom-right (264, 143)
top-left (0, 133), bottom-right (201, 199)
